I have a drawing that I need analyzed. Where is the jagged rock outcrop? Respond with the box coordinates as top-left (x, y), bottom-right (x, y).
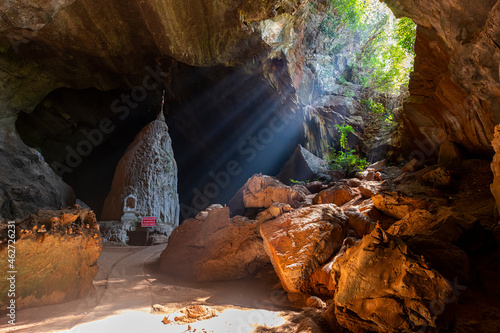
top-left (160, 205), bottom-right (270, 281)
top-left (101, 115), bottom-right (179, 233)
top-left (0, 131), bottom-right (74, 221)
top-left (0, 207), bottom-right (102, 309)
top-left (259, 204), bottom-right (348, 293)
top-left (276, 145), bottom-right (332, 184)
top-left (372, 191), bottom-right (430, 219)
top-left (0, 0), bottom-right (308, 115)
top-left (328, 228), bottom-right (456, 332)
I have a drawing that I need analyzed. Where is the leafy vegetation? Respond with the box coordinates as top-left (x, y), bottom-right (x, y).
top-left (320, 0), bottom-right (416, 93)
top-left (326, 124), bottom-right (368, 175)
top-left (395, 17), bottom-right (417, 55)
top-left (345, 89), bottom-right (355, 98)
top-left (361, 98), bottom-right (397, 128)
top-left (361, 99), bottom-right (385, 114)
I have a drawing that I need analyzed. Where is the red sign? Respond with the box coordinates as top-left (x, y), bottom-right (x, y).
top-left (141, 217), bottom-right (157, 227)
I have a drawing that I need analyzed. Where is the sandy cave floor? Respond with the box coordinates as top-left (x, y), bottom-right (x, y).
top-left (0, 245), bottom-right (301, 333)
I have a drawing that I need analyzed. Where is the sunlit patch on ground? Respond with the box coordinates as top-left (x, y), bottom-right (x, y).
top-left (64, 308), bottom-right (286, 333)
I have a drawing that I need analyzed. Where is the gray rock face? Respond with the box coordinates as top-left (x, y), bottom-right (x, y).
top-left (276, 145), bottom-right (331, 184)
top-left (0, 127), bottom-right (75, 221)
top-left (101, 116), bottom-right (179, 233)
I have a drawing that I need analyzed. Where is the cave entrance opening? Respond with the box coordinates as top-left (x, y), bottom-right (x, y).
top-left (311, 0), bottom-right (416, 159)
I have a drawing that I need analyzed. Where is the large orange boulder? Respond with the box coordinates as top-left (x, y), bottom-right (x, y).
top-left (0, 207), bottom-right (102, 310)
top-left (344, 207), bottom-right (376, 238)
top-left (242, 174), bottom-right (306, 209)
top-left (259, 204), bottom-right (348, 293)
top-left (329, 228), bottom-right (456, 332)
top-left (312, 185), bottom-right (356, 206)
top-left (372, 192), bottom-right (430, 219)
top-left (160, 205), bottom-right (270, 281)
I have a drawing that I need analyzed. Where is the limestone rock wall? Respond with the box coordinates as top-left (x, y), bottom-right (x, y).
top-left (383, 0), bottom-right (500, 156)
top-left (0, 129), bottom-right (74, 221)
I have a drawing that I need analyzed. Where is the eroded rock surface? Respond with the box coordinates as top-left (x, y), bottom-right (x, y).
top-left (421, 166), bottom-right (452, 187)
top-left (387, 207), bottom-right (476, 243)
top-left (276, 145), bottom-right (332, 184)
top-left (313, 185), bottom-right (357, 206)
top-left (383, 0), bottom-right (500, 156)
top-left (491, 125), bottom-right (500, 215)
top-left (372, 191), bottom-right (430, 219)
top-left (160, 206), bottom-right (270, 281)
top-left (0, 207), bottom-right (102, 309)
top-left (259, 204), bottom-right (348, 293)
top-left (329, 228), bottom-right (455, 332)
top-left (0, 132), bottom-right (74, 221)
top-left (242, 174), bottom-right (307, 209)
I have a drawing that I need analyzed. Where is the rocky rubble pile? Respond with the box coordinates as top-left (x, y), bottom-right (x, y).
top-left (160, 157), bottom-right (500, 332)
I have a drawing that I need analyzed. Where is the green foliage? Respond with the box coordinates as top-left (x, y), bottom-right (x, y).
top-left (330, 44), bottom-right (344, 54)
top-left (395, 17), bottom-right (416, 55)
top-left (319, 0), bottom-right (374, 39)
top-left (289, 178), bottom-right (301, 184)
top-left (357, 27), bottom-right (414, 93)
top-left (326, 124), bottom-right (368, 175)
top-left (361, 99), bottom-right (385, 114)
top-left (361, 98), bottom-right (396, 128)
top-left (327, 149), bottom-right (368, 175)
top-left (321, 0), bottom-right (416, 93)
top-left (330, 0), bottom-right (370, 31)
top-left (319, 12), bottom-right (338, 37)
top-left (384, 113), bottom-right (395, 125)
top-left (335, 124), bottom-right (353, 150)
top-left (309, 2), bottom-right (316, 15)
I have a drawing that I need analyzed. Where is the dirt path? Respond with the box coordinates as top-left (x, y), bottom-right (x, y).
top-left (0, 245), bottom-right (295, 333)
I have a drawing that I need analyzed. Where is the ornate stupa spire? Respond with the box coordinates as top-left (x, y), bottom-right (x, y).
top-left (157, 90), bottom-right (166, 122)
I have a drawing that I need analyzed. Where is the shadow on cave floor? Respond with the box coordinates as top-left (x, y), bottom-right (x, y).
top-left (144, 256), bottom-right (296, 313)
